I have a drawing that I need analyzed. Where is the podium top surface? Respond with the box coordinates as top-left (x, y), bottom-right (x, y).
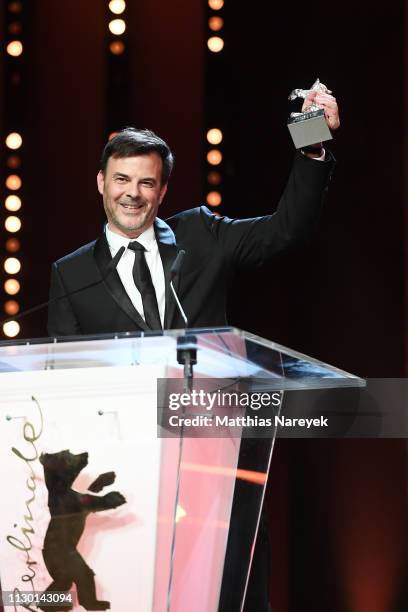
top-left (0, 327), bottom-right (364, 390)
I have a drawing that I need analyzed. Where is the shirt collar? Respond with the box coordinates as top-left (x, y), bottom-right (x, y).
top-left (105, 223), bottom-right (156, 254)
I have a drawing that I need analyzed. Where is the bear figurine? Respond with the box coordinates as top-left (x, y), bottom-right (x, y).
top-left (39, 450), bottom-right (126, 611)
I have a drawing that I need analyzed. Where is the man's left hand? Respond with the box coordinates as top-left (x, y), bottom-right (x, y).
top-left (302, 86), bottom-right (340, 131)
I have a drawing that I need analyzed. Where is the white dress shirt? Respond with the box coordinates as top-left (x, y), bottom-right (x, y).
top-left (105, 224), bottom-right (166, 326)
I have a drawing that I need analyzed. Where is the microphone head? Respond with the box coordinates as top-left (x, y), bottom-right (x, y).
top-left (170, 249), bottom-right (186, 280)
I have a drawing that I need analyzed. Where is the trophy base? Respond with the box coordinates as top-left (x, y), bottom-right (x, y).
top-left (287, 109), bottom-right (332, 149)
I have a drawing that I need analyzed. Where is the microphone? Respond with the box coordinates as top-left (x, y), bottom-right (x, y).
top-left (169, 249), bottom-right (188, 326)
top-left (0, 246), bottom-right (126, 327)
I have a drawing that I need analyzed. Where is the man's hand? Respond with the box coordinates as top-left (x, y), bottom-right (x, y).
top-left (301, 83), bottom-right (340, 158)
top-left (302, 84), bottom-right (340, 131)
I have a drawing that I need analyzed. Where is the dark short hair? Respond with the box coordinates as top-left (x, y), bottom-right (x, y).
top-left (100, 127), bottom-right (174, 185)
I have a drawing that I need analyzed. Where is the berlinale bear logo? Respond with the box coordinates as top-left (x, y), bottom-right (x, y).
top-left (39, 450), bottom-right (126, 611)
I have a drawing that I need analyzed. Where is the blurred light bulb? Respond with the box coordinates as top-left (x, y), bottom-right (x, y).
top-left (7, 40), bottom-right (23, 56)
top-left (109, 40), bottom-right (125, 55)
top-left (5, 195), bottom-right (21, 211)
top-left (7, 155), bottom-right (21, 169)
top-left (207, 128), bottom-right (223, 145)
top-left (4, 257), bottom-right (21, 274)
top-left (5, 216), bottom-right (21, 233)
top-left (3, 320), bottom-right (20, 338)
top-left (5, 238), bottom-right (20, 252)
top-left (207, 37), bottom-right (224, 53)
top-left (4, 279), bottom-right (20, 295)
top-left (4, 300), bottom-right (19, 316)
top-left (207, 171), bottom-right (222, 186)
top-left (109, 19), bottom-right (126, 35)
top-left (207, 149), bottom-right (222, 165)
top-left (6, 175), bottom-right (22, 190)
top-left (5, 132), bottom-right (22, 149)
top-left (209, 16), bottom-right (224, 31)
top-left (109, 0), bottom-right (126, 14)
top-left (208, 0), bottom-right (224, 9)
top-left (206, 191), bottom-right (222, 206)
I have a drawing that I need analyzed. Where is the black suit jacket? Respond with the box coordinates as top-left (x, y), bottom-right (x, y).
top-left (47, 152), bottom-right (334, 336)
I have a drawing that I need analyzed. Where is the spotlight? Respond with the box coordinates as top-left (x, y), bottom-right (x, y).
top-left (5, 195), bottom-right (21, 211)
top-left (4, 257), bottom-right (21, 274)
top-left (6, 175), bottom-right (21, 190)
top-left (7, 41), bottom-right (23, 56)
top-left (4, 279), bottom-right (20, 295)
top-left (3, 320), bottom-right (20, 338)
top-left (207, 149), bottom-right (222, 165)
top-left (207, 128), bottom-right (223, 145)
top-left (5, 216), bottom-right (21, 233)
top-left (5, 132), bottom-right (22, 149)
top-left (109, 19), bottom-right (126, 35)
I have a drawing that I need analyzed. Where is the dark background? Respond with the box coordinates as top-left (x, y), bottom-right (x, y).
top-left (0, 1), bottom-right (407, 610)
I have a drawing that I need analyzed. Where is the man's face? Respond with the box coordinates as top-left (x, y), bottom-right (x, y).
top-left (97, 152), bottom-right (167, 238)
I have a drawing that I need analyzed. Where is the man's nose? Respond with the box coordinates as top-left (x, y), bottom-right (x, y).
top-left (125, 182), bottom-right (141, 199)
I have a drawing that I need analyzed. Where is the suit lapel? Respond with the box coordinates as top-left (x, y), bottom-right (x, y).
top-left (154, 217), bottom-right (183, 329)
top-left (93, 234), bottom-right (149, 331)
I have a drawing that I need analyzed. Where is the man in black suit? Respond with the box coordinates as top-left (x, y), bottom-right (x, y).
top-left (48, 90), bottom-right (339, 337)
top-left (47, 92), bottom-right (339, 612)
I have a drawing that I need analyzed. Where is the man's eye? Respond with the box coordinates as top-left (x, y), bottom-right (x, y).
top-left (141, 181), bottom-right (154, 187)
top-left (115, 177), bottom-right (126, 183)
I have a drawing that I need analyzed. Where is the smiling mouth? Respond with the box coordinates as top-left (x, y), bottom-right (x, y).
top-left (120, 202), bottom-right (145, 210)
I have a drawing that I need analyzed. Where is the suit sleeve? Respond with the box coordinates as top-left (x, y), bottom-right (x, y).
top-left (47, 262), bottom-right (82, 337)
top-left (203, 150), bottom-right (335, 269)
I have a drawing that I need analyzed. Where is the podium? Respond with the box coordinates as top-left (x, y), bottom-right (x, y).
top-left (0, 328), bottom-right (364, 612)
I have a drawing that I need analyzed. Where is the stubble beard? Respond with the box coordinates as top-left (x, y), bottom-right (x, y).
top-left (104, 198), bottom-right (151, 237)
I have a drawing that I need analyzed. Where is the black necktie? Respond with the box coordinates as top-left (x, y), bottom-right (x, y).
top-left (128, 241), bottom-right (162, 330)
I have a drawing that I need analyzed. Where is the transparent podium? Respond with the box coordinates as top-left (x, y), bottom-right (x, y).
top-left (0, 328), bottom-right (364, 612)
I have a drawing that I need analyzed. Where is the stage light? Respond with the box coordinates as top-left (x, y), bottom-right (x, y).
top-left (3, 320), bottom-right (20, 338)
top-left (5, 238), bottom-right (20, 253)
top-left (4, 300), bottom-right (19, 316)
top-left (4, 257), bottom-right (21, 274)
top-left (8, 2), bottom-right (22, 14)
top-left (207, 171), bottom-right (222, 186)
top-left (5, 195), bottom-right (21, 211)
top-left (7, 155), bottom-right (21, 169)
top-left (206, 191), bottom-right (222, 206)
top-left (207, 149), bottom-right (222, 165)
top-left (4, 279), bottom-right (20, 295)
top-left (208, 0), bottom-right (224, 9)
top-left (109, 0), bottom-right (126, 14)
top-left (109, 19), bottom-right (126, 35)
top-left (207, 36), bottom-right (224, 53)
top-left (8, 22), bottom-right (22, 35)
top-left (5, 132), bottom-right (22, 149)
top-left (5, 216), bottom-right (21, 233)
top-left (207, 128), bottom-right (223, 145)
top-left (209, 16), bottom-right (224, 31)
top-left (6, 175), bottom-right (21, 190)
top-left (7, 41), bottom-right (23, 57)
top-left (109, 41), bottom-right (125, 55)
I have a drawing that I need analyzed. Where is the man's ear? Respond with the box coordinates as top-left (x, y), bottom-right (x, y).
top-left (159, 183), bottom-right (168, 205)
top-left (97, 170), bottom-right (105, 195)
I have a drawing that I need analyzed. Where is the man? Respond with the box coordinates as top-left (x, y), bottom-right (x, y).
top-left (47, 88), bottom-right (339, 336)
top-left (47, 92), bottom-right (339, 612)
